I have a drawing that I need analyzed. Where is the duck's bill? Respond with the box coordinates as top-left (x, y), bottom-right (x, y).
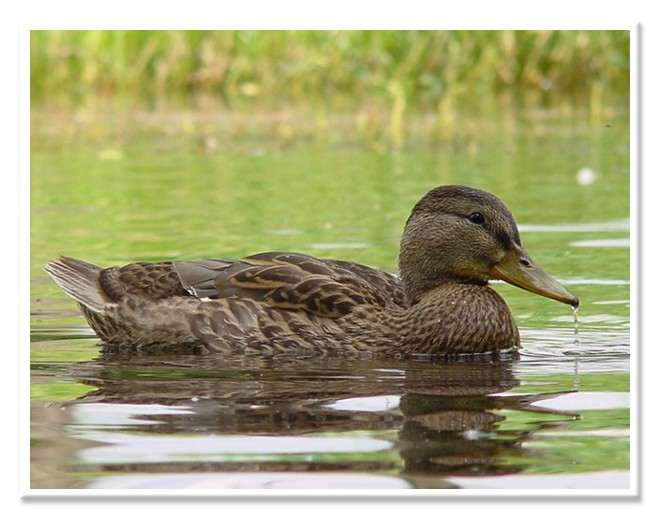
top-left (489, 245), bottom-right (579, 307)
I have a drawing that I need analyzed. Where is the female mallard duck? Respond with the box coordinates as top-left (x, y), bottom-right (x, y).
top-left (45, 185), bottom-right (578, 356)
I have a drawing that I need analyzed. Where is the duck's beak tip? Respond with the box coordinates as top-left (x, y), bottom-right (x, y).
top-left (556, 290), bottom-right (580, 308)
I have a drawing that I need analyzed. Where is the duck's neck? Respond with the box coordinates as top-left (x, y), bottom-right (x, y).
top-left (401, 276), bottom-right (487, 307)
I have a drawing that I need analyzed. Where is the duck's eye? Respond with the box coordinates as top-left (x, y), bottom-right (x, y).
top-left (468, 212), bottom-right (485, 224)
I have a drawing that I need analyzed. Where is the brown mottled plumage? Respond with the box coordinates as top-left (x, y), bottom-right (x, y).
top-left (45, 185), bottom-right (578, 356)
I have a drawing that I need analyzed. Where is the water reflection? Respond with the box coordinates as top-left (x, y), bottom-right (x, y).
top-left (47, 352), bottom-right (582, 487)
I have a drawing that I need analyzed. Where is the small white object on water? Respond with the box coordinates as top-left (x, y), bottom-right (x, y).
top-left (576, 167), bottom-right (597, 185)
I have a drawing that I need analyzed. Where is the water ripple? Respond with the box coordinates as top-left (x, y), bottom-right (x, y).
top-left (519, 220), bottom-right (629, 233)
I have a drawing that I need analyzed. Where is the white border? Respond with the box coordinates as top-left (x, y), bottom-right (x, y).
top-left (11, 1), bottom-right (647, 512)
top-left (628, 24), bottom-right (639, 499)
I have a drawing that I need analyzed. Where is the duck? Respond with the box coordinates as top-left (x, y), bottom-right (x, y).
top-left (45, 185), bottom-right (578, 356)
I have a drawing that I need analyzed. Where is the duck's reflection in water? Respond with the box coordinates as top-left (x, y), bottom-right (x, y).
top-left (62, 350), bottom-right (578, 483)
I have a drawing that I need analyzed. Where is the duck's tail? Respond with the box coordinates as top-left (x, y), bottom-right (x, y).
top-left (44, 256), bottom-right (108, 313)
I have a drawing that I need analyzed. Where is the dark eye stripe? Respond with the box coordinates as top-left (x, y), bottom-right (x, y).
top-left (494, 230), bottom-right (513, 250)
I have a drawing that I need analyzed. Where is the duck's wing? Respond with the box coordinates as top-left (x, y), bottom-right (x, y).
top-left (321, 257), bottom-right (405, 306)
top-left (46, 253), bottom-right (404, 321)
top-left (174, 252), bottom-right (404, 319)
top-left (101, 261), bottom-right (190, 300)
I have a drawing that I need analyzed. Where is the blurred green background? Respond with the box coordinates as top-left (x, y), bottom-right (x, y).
top-left (30, 30), bottom-right (629, 102)
top-left (30, 30), bottom-right (629, 147)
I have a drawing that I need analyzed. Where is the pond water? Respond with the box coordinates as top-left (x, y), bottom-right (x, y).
top-left (29, 100), bottom-right (631, 492)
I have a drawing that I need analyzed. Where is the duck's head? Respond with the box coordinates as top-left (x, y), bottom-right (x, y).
top-left (399, 185), bottom-right (579, 307)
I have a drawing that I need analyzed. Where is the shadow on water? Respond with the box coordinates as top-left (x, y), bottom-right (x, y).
top-left (40, 350), bottom-right (580, 488)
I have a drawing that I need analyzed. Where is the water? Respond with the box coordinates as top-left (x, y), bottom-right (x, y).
top-left (29, 101), bottom-right (631, 491)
